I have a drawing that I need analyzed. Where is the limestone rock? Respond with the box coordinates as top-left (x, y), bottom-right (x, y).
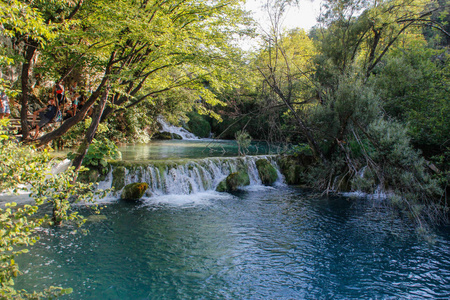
top-left (112, 166), bottom-right (126, 191)
top-left (153, 132), bottom-right (182, 140)
top-left (255, 159), bottom-right (278, 185)
top-left (216, 170), bottom-right (250, 192)
top-left (121, 182), bottom-right (149, 200)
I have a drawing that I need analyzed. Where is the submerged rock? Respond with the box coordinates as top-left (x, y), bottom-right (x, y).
top-left (121, 182), bottom-right (149, 200)
top-left (216, 170), bottom-right (250, 192)
top-left (255, 159), bottom-right (278, 185)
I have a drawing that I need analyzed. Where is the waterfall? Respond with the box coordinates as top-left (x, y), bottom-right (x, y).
top-left (99, 156), bottom-right (284, 198)
top-left (157, 116), bottom-right (199, 140)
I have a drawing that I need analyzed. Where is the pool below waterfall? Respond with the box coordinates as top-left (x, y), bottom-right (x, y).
top-left (14, 141), bottom-right (450, 299)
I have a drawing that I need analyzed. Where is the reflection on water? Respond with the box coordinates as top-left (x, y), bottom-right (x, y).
top-left (118, 140), bottom-right (282, 161)
top-left (15, 187), bottom-right (450, 299)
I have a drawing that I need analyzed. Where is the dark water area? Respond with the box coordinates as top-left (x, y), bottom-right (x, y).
top-left (16, 187), bottom-right (450, 299)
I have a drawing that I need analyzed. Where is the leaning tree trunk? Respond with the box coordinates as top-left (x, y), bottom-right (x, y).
top-left (71, 84), bottom-right (110, 173)
top-left (20, 40), bottom-right (38, 140)
top-left (35, 51), bottom-right (116, 147)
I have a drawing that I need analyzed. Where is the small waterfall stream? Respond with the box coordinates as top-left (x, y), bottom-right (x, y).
top-left (157, 116), bottom-right (200, 140)
top-left (99, 156), bottom-right (284, 197)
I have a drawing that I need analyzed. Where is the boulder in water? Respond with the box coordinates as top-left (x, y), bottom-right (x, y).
top-left (256, 159), bottom-right (278, 186)
top-left (121, 182), bottom-right (149, 200)
top-left (153, 132), bottom-right (172, 140)
top-left (216, 170), bottom-right (250, 192)
top-left (276, 154), bottom-right (314, 185)
top-left (152, 132), bottom-right (182, 140)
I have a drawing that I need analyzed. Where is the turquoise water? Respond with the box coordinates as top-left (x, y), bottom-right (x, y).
top-left (13, 141), bottom-right (450, 298)
top-left (16, 187), bottom-right (450, 299)
top-left (118, 140), bottom-right (281, 160)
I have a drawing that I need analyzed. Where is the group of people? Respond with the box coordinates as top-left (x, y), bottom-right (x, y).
top-left (30, 83), bottom-right (87, 139)
top-left (1, 82), bottom-right (89, 139)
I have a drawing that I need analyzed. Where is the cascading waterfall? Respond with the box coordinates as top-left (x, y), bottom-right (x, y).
top-left (157, 116), bottom-right (199, 140)
top-left (99, 156), bottom-right (284, 197)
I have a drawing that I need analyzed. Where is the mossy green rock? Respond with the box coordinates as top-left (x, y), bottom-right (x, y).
top-left (153, 132), bottom-right (182, 140)
top-left (121, 182), bottom-right (149, 200)
top-left (255, 159), bottom-right (278, 186)
top-left (216, 171), bottom-right (250, 192)
top-left (112, 166), bottom-right (126, 191)
top-left (152, 132), bottom-right (172, 140)
top-left (216, 180), bottom-right (228, 192)
top-left (276, 155), bottom-right (314, 185)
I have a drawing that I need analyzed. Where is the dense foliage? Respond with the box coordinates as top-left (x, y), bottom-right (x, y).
top-left (246, 0), bottom-right (449, 227)
top-left (0, 0), bottom-right (449, 295)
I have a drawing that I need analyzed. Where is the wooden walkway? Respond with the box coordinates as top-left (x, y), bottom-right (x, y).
top-left (3, 117), bottom-right (39, 137)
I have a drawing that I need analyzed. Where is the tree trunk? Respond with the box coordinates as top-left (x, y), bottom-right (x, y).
top-left (20, 40), bottom-right (38, 140)
top-left (35, 51), bottom-right (117, 147)
top-left (71, 84), bottom-right (110, 173)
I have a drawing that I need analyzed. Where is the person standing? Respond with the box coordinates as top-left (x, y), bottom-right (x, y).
top-left (0, 91), bottom-right (10, 119)
top-left (53, 83), bottom-right (65, 106)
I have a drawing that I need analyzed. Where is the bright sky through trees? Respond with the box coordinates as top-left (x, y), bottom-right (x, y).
top-left (245, 0), bottom-right (321, 30)
top-left (241, 0), bottom-right (322, 50)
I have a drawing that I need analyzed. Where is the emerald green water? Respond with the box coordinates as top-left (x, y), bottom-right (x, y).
top-left (15, 188), bottom-right (450, 299)
top-left (13, 141), bottom-right (450, 299)
top-left (118, 140), bottom-right (280, 160)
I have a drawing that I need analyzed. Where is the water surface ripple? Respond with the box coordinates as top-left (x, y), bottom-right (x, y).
top-left (16, 187), bottom-right (450, 299)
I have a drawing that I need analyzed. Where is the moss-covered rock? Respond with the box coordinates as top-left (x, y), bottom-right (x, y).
top-left (216, 179), bottom-right (228, 192)
top-left (172, 133), bottom-right (182, 140)
top-left (255, 159), bottom-right (278, 186)
top-left (152, 132), bottom-right (172, 140)
top-left (216, 170), bottom-right (250, 192)
top-left (227, 171), bottom-right (250, 191)
top-left (152, 132), bottom-right (182, 140)
top-left (112, 166), bottom-right (126, 191)
top-left (276, 154), bottom-right (314, 185)
top-left (121, 182), bottom-right (149, 200)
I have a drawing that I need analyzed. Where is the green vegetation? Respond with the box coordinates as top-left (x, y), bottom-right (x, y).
top-left (235, 130), bottom-right (252, 156)
top-left (1, 0), bottom-right (450, 295)
top-left (245, 0), bottom-right (449, 228)
top-left (0, 119), bottom-right (104, 297)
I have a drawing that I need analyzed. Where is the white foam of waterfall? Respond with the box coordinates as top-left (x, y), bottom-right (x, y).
top-left (157, 116), bottom-right (199, 140)
top-left (141, 191), bottom-right (236, 208)
top-left (99, 155), bottom-right (283, 200)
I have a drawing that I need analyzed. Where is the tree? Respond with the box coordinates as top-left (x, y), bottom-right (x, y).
top-left (1, 0), bottom-right (84, 139)
top-left (17, 0), bottom-right (252, 171)
top-left (0, 118), bottom-right (102, 297)
top-left (255, 0), bottom-right (326, 161)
